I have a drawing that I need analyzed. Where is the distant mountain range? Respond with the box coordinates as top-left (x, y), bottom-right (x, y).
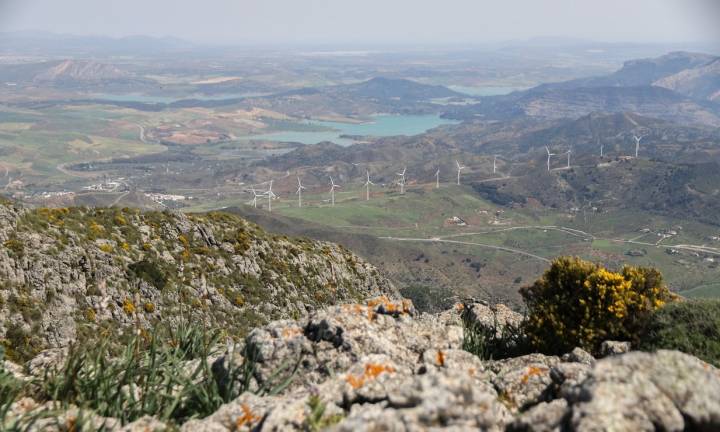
top-left (32, 59), bottom-right (131, 83)
top-left (0, 31), bottom-right (194, 55)
top-left (446, 52), bottom-right (720, 127)
top-left (0, 59), bottom-right (151, 89)
top-left (655, 58), bottom-right (720, 102)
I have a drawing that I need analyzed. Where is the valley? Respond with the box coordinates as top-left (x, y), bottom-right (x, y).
top-left (1, 34), bottom-right (720, 309)
top-left (3, 3), bottom-right (720, 428)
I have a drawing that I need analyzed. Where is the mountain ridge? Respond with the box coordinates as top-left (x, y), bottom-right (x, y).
top-left (0, 202), bottom-right (396, 361)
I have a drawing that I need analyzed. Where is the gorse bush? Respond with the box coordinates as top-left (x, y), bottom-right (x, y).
top-left (638, 299), bottom-right (720, 367)
top-left (520, 256), bottom-right (675, 355)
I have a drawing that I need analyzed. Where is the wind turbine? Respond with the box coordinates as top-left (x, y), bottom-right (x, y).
top-left (266, 180), bottom-right (277, 212)
top-left (545, 146), bottom-right (556, 172)
top-left (364, 170), bottom-right (374, 201)
top-left (329, 176), bottom-right (340, 207)
top-left (435, 168), bottom-right (440, 189)
top-left (599, 139), bottom-right (604, 158)
top-left (564, 149), bottom-right (571, 169)
top-left (247, 187), bottom-right (261, 208)
top-left (493, 155), bottom-right (498, 174)
top-left (633, 134), bottom-right (645, 158)
top-left (296, 176), bottom-right (306, 208)
top-left (396, 167), bottom-right (407, 194)
top-left (456, 160), bottom-right (465, 185)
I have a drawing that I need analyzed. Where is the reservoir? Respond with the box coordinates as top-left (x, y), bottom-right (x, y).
top-left (243, 114), bottom-right (459, 146)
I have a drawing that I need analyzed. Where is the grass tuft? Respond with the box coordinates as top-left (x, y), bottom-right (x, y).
top-left (2, 322), bottom-right (301, 428)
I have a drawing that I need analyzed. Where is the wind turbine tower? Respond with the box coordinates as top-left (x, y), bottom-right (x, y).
top-left (435, 168), bottom-right (440, 189)
top-left (565, 149), bottom-right (571, 169)
top-left (296, 176), bottom-right (306, 208)
top-left (266, 180), bottom-right (277, 212)
top-left (633, 135), bottom-right (644, 158)
top-left (329, 176), bottom-right (340, 207)
top-left (364, 170), bottom-right (374, 201)
top-left (493, 155), bottom-right (498, 174)
top-left (456, 160), bottom-right (465, 185)
top-left (247, 187), bottom-right (260, 208)
top-left (545, 146), bottom-right (556, 172)
top-left (396, 167), bottom-right (407, 194)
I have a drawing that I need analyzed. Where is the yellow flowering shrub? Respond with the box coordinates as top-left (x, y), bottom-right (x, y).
top-left (122, 298), bottom-right (136, 315)
top-left (521, 256), bottom-right (675, 355)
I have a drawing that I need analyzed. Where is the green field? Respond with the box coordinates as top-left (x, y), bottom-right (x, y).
top-left (215, 183), bottom-right (720, 300)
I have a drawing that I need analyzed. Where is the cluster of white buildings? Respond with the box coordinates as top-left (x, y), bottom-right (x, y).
top-left (144, 193), bottom-right (192, 204)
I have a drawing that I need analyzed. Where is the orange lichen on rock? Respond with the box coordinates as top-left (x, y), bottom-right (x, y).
top-left (281, 327), bottom-right (302, 339)
top-left (346, 363), bottom-right (396, 389)
top-left (234, 404), bottom-right (261, 429)
top-left (341, 303), bottom-right (376, 321)
top-left (521, 366), bottom-right (546, 384)
top-left (367, 295), bottom-right (413, 316)
top-left (436, 350), bottom-right (446, 367)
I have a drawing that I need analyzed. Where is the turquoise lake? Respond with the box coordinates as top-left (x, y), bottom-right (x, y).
top-left (448, 85), bottom-right (525, 96)
top-left (245, 115), bottom-right (460, 146)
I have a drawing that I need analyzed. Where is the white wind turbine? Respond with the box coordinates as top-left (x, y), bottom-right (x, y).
top-left (266, 180), bottom-right (277, 212)
top-left (296, 176), bottom-right (306, 208)
top-left (247, 187), bottom-right (261, 208)
top-left (633, 134), bottom-right (645, 158)
top-left (456, 160), bottom-right (465, 185)
top-left (364, 170), bottom-right (374, 201)
top-left (435, 168), bottom-right (440, 189)
top-left (599, 139), bottom-right (604, 158)
top-left (493, 155), bottom-right (498, 174)
top-left (545, 146), bottom-right (556, 172)
top-left (396, 167), bottom-right (407, 194)
top-left (329, 176), bottom-right (340, 207)
top-left (564, 149), bottom-right (572, 169)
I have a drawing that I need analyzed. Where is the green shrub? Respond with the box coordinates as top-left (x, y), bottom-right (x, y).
top-left (400, 284), bottom-right (453, 313)
top-left (3, 238), bottom-right (24, 258)
top-left (128, 259), bottom-right (167, 290)
top-left (520, 256), bottom-right (675, 355)
top-left (638, 299), bottom-right (720, 367)
top-left (461, 304), bottom-right (531, 360)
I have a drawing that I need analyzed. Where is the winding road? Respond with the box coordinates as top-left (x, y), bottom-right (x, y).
top-left (379, 235), bottom-right (552, 262)
top-left (377, 223), bottom-right (720, 263)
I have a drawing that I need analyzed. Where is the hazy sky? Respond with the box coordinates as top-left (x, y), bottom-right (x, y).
top-left (1, 0), bottom-right (719, 45)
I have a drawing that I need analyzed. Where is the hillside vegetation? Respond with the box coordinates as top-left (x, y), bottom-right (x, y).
top-left (0, 202), bottom-right (396, 362)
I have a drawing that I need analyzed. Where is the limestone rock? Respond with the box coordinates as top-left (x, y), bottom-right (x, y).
top-left (568, 350), bottom-right (720, 431)
top-left (0, 204), bottom-right (398, 356)
top-left (561, 347), bottom-right (595, 366)
top-left (507, 399), bottom-right (569, 432)
top-left (463, 302), bottom-right (524, 337)
top-left (598, 340), bottom-right (631, 357)
top-left (334, 369), bottom-right (512, 431)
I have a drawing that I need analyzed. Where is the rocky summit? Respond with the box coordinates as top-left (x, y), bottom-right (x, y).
top-left (4, 296), bottom-right (720, 431)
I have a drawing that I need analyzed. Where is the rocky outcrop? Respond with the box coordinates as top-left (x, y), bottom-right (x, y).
top-left (185, 301), bottom-right (720, 432)
top-left (0, 204), bottom-right (397, 360)
top-left (3, 296), bottom-right (719, 431)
